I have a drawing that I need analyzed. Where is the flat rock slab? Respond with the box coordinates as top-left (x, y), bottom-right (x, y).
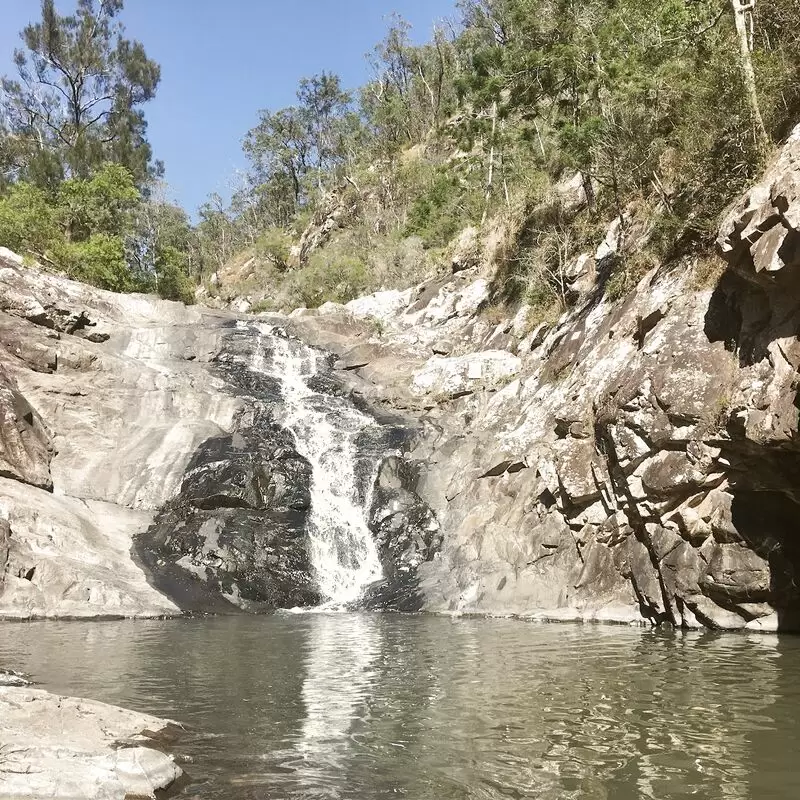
top-left (0, 686), bottom-right (182, 799)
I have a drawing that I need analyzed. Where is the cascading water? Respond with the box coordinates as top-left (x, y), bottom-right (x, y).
top-left (247, 322), bottom-right (383, 607)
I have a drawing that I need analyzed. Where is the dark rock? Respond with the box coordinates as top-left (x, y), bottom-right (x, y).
top-left (363, 456), bottom-right (441, 611)
top-left (479, 459), bottom-right (528, 478)
top-left (181, 427), bottom-right (311, 512)
top-left (0, 518), bottom-right (9, 593)
top-left (136, 416), bottom-right (319, 613)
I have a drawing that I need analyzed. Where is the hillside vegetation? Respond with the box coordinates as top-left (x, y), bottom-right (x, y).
top-left (2, 1), bottom-right (800, 315)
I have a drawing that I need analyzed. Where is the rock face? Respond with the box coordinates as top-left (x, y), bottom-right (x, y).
top-left (4, 128), bottom-right (800, 631)
top-left (0, 686), bottom-right (181, 799)
top-left (364, 455), bottom-right (441, 611)
top-left (0, 249), bottom-right (233, 617)
top-left (137, 414), bottom-right (320, 612)
top-left (0, 252), bottom-right (325, 617)
top-left (290, 124), bottom-right (800, 631)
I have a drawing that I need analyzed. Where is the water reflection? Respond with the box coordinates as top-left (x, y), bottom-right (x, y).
top-left (269, 612), bottom-right (381, 798)
top-left (1, 617), bottom-right (800, 799)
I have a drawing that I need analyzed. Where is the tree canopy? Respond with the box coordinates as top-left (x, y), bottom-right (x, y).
top-left (1, 0), bottom-right (161, 188)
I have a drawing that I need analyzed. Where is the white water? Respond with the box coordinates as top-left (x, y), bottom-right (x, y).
top-left (248, 324), bottom-right (383, 606)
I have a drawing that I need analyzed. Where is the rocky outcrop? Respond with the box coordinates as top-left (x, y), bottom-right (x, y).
top-left (137, 414), bottom-right (320, 612)
top-left (0, 250), bottom-right (290, 617)
top-left (0, 686), bottom-right (181, 799)
top-left (290, 124), bottom-right (800, 631)
top-left (364, 455), bottom-right (441, 611)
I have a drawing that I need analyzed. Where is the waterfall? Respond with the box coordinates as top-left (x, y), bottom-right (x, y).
top-left (248, 323), bottom-right (383, 606)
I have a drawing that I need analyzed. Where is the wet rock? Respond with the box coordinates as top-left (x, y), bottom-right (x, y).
top-left (0, 519), bottom-right (9, 593)
top-left (137, 417), bottom-right (319, 613)
top-left (364, 456), bottom-right (440, 611)
top-left (0, 668), bottom-right (30, 687)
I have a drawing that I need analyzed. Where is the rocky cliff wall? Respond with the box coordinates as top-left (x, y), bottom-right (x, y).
top-left (0, 250), bottom-right (426, 616)
top-left (293, 124), bottom-right (800, 632)
top-left (0, 248), bottom-right (237, 617)
top-left (2, 127), bottom-right (800, 630)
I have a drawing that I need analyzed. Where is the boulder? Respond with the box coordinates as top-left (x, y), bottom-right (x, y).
top-left (0, 686), bottom-right (181, 799)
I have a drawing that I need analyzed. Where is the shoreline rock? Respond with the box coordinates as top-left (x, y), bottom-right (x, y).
top-left (0, 685), bottom-right (182, 799)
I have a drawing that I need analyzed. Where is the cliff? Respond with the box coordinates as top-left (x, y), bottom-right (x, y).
top-left (292, 123), bottom-right (800, 632)
top-left (1, 126), bottom-right (799, 631)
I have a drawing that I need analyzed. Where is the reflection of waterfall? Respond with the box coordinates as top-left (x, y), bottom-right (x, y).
top-left (290, 614), bottom-right (380, 798)
top-left (248, 324), bottom-right (383, 606)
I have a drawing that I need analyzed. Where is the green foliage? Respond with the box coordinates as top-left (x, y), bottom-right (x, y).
top-left (0, 3), bottom-right (200, 305)
top-left (0, 182), bottom-right (59, 253)
top-left (155, 246), bottom-right (195, 304)
top-left (0, 0), bottom-right (161, 187)
top-left (50, 233), bottom-right (133, 292)
top-left (405, 163), bottom-right (485, 248)
top-left (287, 252), bottom-right (368, 308)
top-left (59, 164), bottom-right (140, 239)
top-left (362, 17), bottom-right (458, 152)
top-left (254, 228), bottom-right (292, 270)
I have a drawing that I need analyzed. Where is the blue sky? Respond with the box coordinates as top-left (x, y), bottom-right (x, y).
top-left (0, 0), bottom-right (457, 214)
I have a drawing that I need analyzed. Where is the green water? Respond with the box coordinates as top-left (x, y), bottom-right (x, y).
top-left (1, 614), bottom-right (798, 799)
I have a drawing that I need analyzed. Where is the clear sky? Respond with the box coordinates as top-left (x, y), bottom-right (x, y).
top-left (0, 0), bottom-right (457, 214)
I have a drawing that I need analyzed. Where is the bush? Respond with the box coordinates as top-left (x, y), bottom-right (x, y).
top-left (254, 227), bottom-right (292, 270)
top-left (405, 167), bottom-right (483, 248)
top-left (288, 252), bottom-right (368, 308)
top-left (50, 234), bottom-right (134, 292)
top-left (156, 246), bottom-right (196, 304)
top-left (0, 182), bottom-right (59, 254)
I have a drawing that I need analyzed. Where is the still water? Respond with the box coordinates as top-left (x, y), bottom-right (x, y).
top-left (1, 614), bottom-right (799, 799)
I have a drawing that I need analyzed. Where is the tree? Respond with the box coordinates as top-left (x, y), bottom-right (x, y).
top-left (730, 0), bottom-right (768, 145)
top-left (297, 72), bottom-right (354, 186)
top-left (0, 0), bottom-right (161, 187)
top-left (243, 106), bottom-right (310, 214)
top-left (126, 181), bottom-right (193, 285)
top-left (362, 16), bottom-right (458, 151)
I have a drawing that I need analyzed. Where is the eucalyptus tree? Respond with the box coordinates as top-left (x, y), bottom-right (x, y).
top-left (0, 0), bottom-right (161, 187)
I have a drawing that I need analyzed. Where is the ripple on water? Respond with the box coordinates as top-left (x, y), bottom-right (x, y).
top-left (1, 615), bottom-right (799, 800)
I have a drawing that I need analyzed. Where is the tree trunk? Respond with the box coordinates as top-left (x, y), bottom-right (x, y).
top-left (481, 101), bottom-right (498, 226)
top-left (731, 0), bottom-right (768, 146)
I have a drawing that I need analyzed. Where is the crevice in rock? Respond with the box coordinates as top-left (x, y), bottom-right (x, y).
top-left (595, 422), bottom-right (676, 625)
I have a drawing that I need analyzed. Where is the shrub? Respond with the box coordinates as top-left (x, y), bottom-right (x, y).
top-left (58, 164), bottom-right (140, 239)
top-left (254, 227), bottom-right (292, 270)
top-left (50, 234), bottom-right (134, 292)
top-left (287, 252), bottom-right (368, 308)
top-left (404, 163), bottom-right (484, 248)
top-left (155, 246), bottom-right (196, 304)
top-left (0, 182), bottom-right (59, 254)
